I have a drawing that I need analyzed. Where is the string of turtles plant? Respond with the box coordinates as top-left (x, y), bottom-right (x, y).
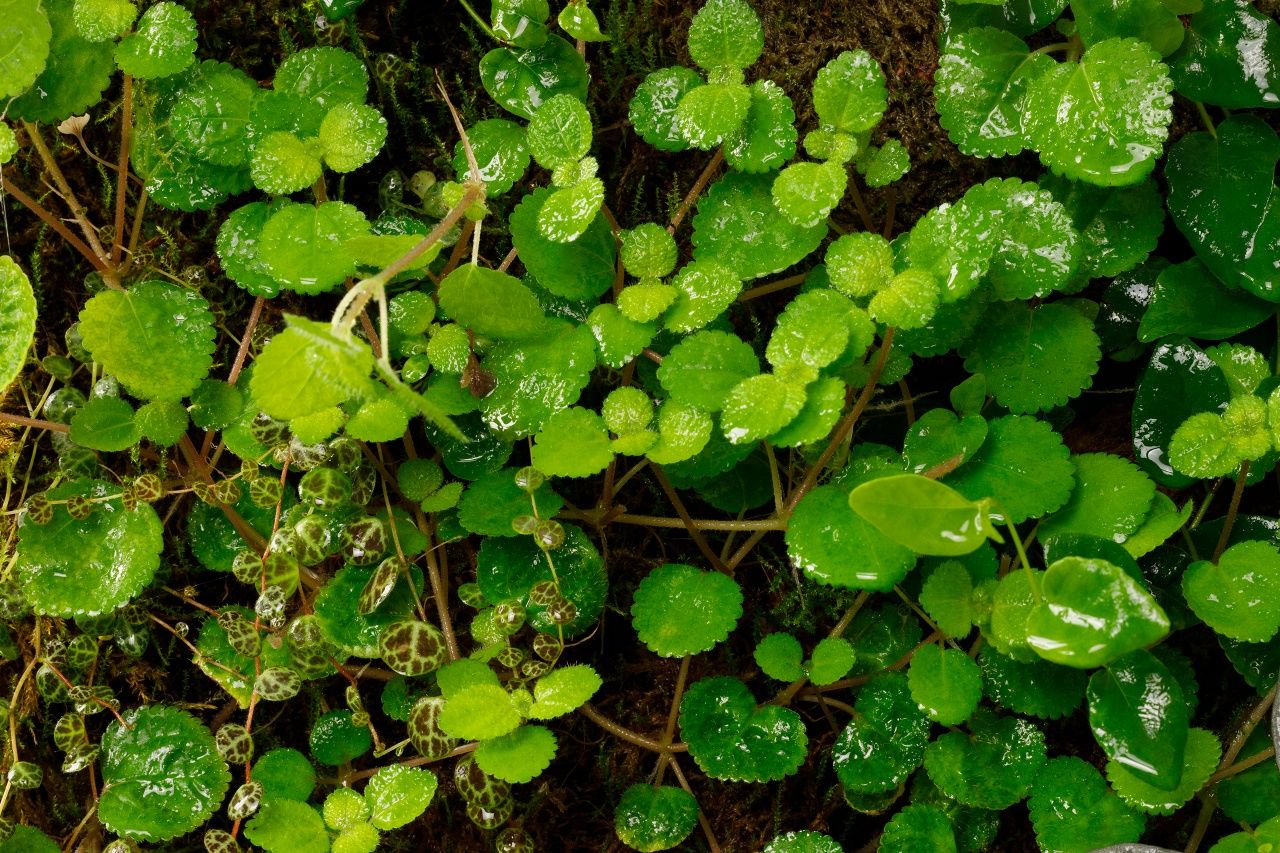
top-left (0, 0), bottom-right (1279, 850)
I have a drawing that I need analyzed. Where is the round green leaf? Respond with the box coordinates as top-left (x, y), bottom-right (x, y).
top-left (526, 92), bottom-right (592, 169)
top-left (1040, 173), bottom-right (1164, 281)
top-left (880, 804), bottom-right (959, 853)
top-left (675, 81), bottom-right (751, 149)
top-left (0, 256), bottom-right (37, 394)
top-left (531, 406), bottom-right (613, 478)
top-left (692, 170), bottom-right (827, 281)
top-left (454, 118), bottom-right (529, 196)
top-left (249, 317), bottom-right (375, 421)
top-left (216, 202), bottom-right (280, 297)
top-left (69, 395), bottom-right (139, 451)
top-left (245, 798), bottom-right (330, 853)
top-left (908, 644), bottom-right (983, 725)
top-left (945, 415), bottom-right (1075, 524)
top-left (528, 664), bottom-right (602, 720)
top-left (1133, 340), bottom-right (1231, 487)
top-left (812, 49), bottom-right (887, 134)
top-left (18, 480), bottom-right (162, 617)
top-left (1026, 556), bottom-right (1170, 668)
top-left (979, 648), bottom-right (1087, 719)
top-left (10, 0), bottom-right (112, 123)
top-left (538, 176), bottom-right (605, 242)
top-left (1087, 650), bottom-right (1189, 792)
top-left (476, 524), bottom-right (606, 636)
top-left (763, 831), bottom-right (844, 853)
top-left (614, 784), bottom-right (698, 853)
top-left (935, 27), bottom-right (1053, 157)
top-left (510, 187), bottom-right (615, 301)
top-left (920, 561), bottom-right (975, 639)
top-left (787, 484), bottom-right (917, 591)
top-left (170, 61), bottom-right (258, 167)
top-left (115, 1), bottom-right (196, 79)
top-left (924, 709), bottom-right (1047, 809)
top-left (456, 467), bottom-right (562, 537)
top-left (274, 46), bottom-right (368, 110)
top-left (903, 410), bottom-right (989, 476)
top-left (631, 563), bottom-right (743, 657)
top-left (78, 279), bottom-right (216, 402)
top-left (479, 35), bottom-right (588, 120)
top-left (1041, 453), bottom-right (1156, 543)
top-left (972, 177), bottom-right (1081, 300)
top-left (721, 373), bottom-right (807, 445)
top-left (771, 161), bottom-right (847, 228)
top-left (1074, 0), bottom-right (1184, 55)
top-left (480, 323), bottom-right (595, 438)
top-left (679, 676), bottom-right (807, 782)
top-left (1, 0), bottom-right (51, 100)
top-left (833, 673), bottom-right (930, 793)
top-left (725, 80), bottom-right (797, 173)
top-left (1106, 726), bottom-right (1220, 815)
top-left (686, 0), bottom-right (762, 71)
top-left (1024, 38), bottom-right (1173, 186)
top-left (474, 724), bottom-right (557, 783)
top-left (313, 563), bottom-right (424, 657)
top-left (659, 330), bottom-right (759, 413)
top-left (1171, 1), bottom-right (1280, 108)
top-left (1028, 756), bottom-right (1146, 853)
top-left (1183, 540), bottom-right (1280, 642)
top-left (99, 705), bottom-right (231, 842)
top-left (319, 102), bottom-right (388, 172)
top-left (260, 201), bottom-right (368, 294)
top-left (628, 66), bottom-right (704, 153)
top-left (754, 633), bottom-right (805, 681)
top-left (439, 263), bottom-right (549, 341)
top-left (665, 259), bottom-right (741, 333)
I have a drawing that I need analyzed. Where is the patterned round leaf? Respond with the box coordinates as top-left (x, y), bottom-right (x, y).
top-left (378, 619), bottom-right (447, 676)
top-left (115, 1), bottom-right (196, 79)
top-left (1024, 38), bottom-right (1173, 186)
top-left (474, 724), bottom-right (557, 784)
top-left (1029, 756), bottom-right (1146, 853)
top-left (614, 784), bottom-right (698, 853)
top-left (631, 563), bottom-right (743, 657)
top-left (99, 705), bottom-right (231, 842)
top-left (78, 280), bottom-right (216, 401)
top-left (935, 27), bottom-right (1052, 157)
top-left (924, 709), bottom-right (1047, 809)
top-left (408, 696), bottom-right (457, 760)
top-left (692, 171), bottom-right (827, 280)
top-left (18, 480), bottom-right (162, 617)
top-left (679, 676), bottom-right (807, 782)
top-left (313, 563), bottom-right (424, 657)
top-left (812, 49), bottom-right (887, 134)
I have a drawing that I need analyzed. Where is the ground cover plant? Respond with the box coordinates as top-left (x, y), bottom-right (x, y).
top-left (1, 0), bottom-right (1280, 850)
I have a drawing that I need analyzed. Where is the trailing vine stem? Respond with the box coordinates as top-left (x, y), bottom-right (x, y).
top-left (653, 653), bottom-right (692, 786)
top-left (578, 702), bottom-right (689, 754)
top-left (1211, 459), bottom-right (1250, 564)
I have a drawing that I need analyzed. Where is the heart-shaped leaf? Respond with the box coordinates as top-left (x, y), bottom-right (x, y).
top-left (679, 676), bottom-right (807, 782)
top-left (479, 35), bottom-right (588, 120)
top-left (1183, 540), bottom-right (1280, 642)
top-left (1170, 0), bottom-right (1280, 108)
top-left (1087, 650), bottom-right (1189, 792)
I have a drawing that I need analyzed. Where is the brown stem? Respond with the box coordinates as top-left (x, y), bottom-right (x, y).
top-left (1205, 745), bottom-right (1276, 785)
top-left (653, 466), bottom-right (728, 574)
top-left (1, 176), bottom-right (114, 277)
top-left (21, 121), bottom-right (114, 274)
top-left (667, 758), bottom-right (721, 853)
top-left (667, 149), bottom-right (723, 234)
top-left (773, 591), bottom-right (869, 705)
top-left (654, 654), bottom-right (691, 785)
top-left (176, 435), bottom-right (268, 553)
top-left (111, 75), bottom-right (133, 267)
top-left (738, 272), bottom-right (807, 303)
top-left (119, 189), bottom-right (148, 275)
top-left (579, 703), bottom-right (687, 754)
top-left (846, 172), bottom-right (876, 233)
top-left (581, 511), bottom-right (785, 532)
top-left (383, 186), bottom-right (482, 283)
top-left (1212, 460), bottom-right (1250, 563)
top-left (423, 529), bottom-right (461, 661)
top-left (0, 412), bottom-right (69, 434)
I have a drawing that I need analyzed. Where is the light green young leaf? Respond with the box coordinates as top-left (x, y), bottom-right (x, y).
top-left (245, 799), bottom-right (329, 853)
top-left (538, 176), bottom-right (605, 242)
top-left (771, 161), bottom-right (847, 228)
top-left (692, 171), bottom-right (827, 280)
top-left (632, 563), bottom-right (743, 657)
top-left (259, 201), bottom-right (369, 294)
top-left (115, 1), bottom-right (196, 78)
top-left (685, 0), bottom-right (763, 71)
top-left (868, 269), bottom-right (940, 330)
top-left (1183, 540), bottom-right (1280, 642)
top-left (724, 80), bottom-right (797, 174)
top-left (0, 256), bottom-right (37, 393)
top-left (1207, 343), bottom-right (1270, 398)
top-left (72, 0), bottom-right (135, 42)
top-left (720, 374), bottom-right (806, 444)
top-left (274, 46), bottom-right (368, 110)
top-left (438, 263), bottom-right (549, 341)
top-left (438, 684), bottom-right (520, 740)
top-left (659, 330), bottom-right (760, 412)
top-left (474, 724), bottom-right (557, 783)
top-left (850, 473), bottom-right (996, 557)
top-left (528, 664), bottom-right (603, 719)
top-left (908, 644), bottom-right (983, 725)
top-left (665, 259), bottom-right (741, 332)
top-left (856, 139), bottom-right (910, 187)
top-left (526, 92), bottom-right (592, 169)
top-left (531, 407), bottom-right (613, 478)
top-left (1040, 453), bottom-right (1156, 543)
top-left (628, 66), bottom-right (704, 152)
top-left (971, 177), bottom-right (1081, 300)
top-left (812, 49), bottom-right (888, 134)
top-left (558, 1), bottom-right (608, 41)
top-left (1169, 411), bottom-right (1243, 479)
top-left (249, 317), bottom-right (375, 421)
top-left (825, 231), bottom-right (894, 298)
top-left (319, 102), bottom-right (388, 172)
top-left (754, 633), bottom-right (805, 681)
top-left (365, 764), bottom-right (436, 830)
top-left (69, 395), bottom-right (139, 451)
top-left (675, 82), bottom-right (751, 149)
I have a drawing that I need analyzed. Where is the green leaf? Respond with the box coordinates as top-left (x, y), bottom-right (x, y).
top-left (614, 784), bottom-right (698, 853)
top-left (686, 0), bottom-right (763, 71)
top-left (763, 831), bottom-right (844, 853)
top-left (169, 61), bottom-right (257, 167)
top-left (1208, 343), bottom-right (1271, 398)
top-left (721, 374), bottom-right (806, 444)
top-left (70, 395), bottom-right (139, 451)
top-left (438, 263), bottom-right (549, 341)
top-left (1171, 0), bottom-right (1280, 108)
top-left (1139, 259), bottom-right (1273, 342)
top-left (73, 0), bottom-right (137, 42)
top-left (665, 259), bottom-right (742, 333)
top-left (961, 301), bottom-right (1101, 413)
top-left (1169, 412), bottom-right (1242, 479)
top-left (249, 318), bottom-right (374, 421)
top-left (1028, 756), bottom-right (1146, 853)
top-left (880, 804), bottom-right (960, 853)
top-left (245, 799), bottom-right (330, 853)
top-left (1107, 726), bottom-right (1220, 815)
top-left (440, 684), bottom-right (520, 740)
top-left (526, 92), bottom-right (592, 169)
top-left (903, 410), bottom-right (989, 476)
top-left (1041, 174), bottom-right (1164, 280)
top-left (313, 563), bottom-right (424, 657)
top-left (628, 66), bottom-right (704, 153)
top-left (216, 202), bottom-right (280, 297)
top-left (945, 414), bottom-right (1075, 523)
top-left (1026, 556), bottom-right (1170, 668)
top-left (1166, 116), bottom-right (1280, 300)
top-left (771, 161), bottom-right (847, 228)
top-left (631, 563), bottom-right (743, 657)
top-left (538, 176), bottom-right (605, 242)
top-left (1210, 817), bottom-right (1280, 853)
top-left (0, 257), bottom-right (37, 393)
top-left (769, 375), bottom-right (847, 448)
top-left (869, 269), bottom-right (940, 330)
top-left (987, 569), bottom-right (1043, 661)
top-left (531, 407), bottom-right (613, 478)
top-left (454, 118), bottom-right (529, 196)
top-left (851, 473), bottom-right (996, 557)
top-left (787, 484), bottom-right (917, 590)
top-left (1122, 492), bottom-right (1192, 559)
top-left (920, 561), bottom-right (975, 638)
top-left (1133, 340), bottom-right (1232, 486)
top-left (725, 80), bottom-right (797, 173)
top-left (510, 187), bottom-right (614, 301)
top-left (935, 27), bottom-right (1053, 157)
top-left (905, 193), bottom-right (998, 301)
top-left (692, 170), bottom-right (827, 280)
top-left (659, 330), bottom-right (759, 412)
top-left (0, 828), bottom-right (58, 853)
top-left (680, 676), bottom-right (807, 782)
top-left (274, 46), bottom-right (368, 110)
top-left (456, 467), bottom-right (563, 537)
top-left (675, 81), bottom-right (751, 149)
top-left (479, 36), bottom-right (589, 120)
top-left (526, 664), bottom-right (602, 720)
top-left (1073, 0), bottom-right (1184, 55)
top-left (1041, 453), bottom-right (1156, 543)
top-left (924, 709), bottom-right (1047, 809)
top-left (754, 633), bottom-right (805, 681)
top-left (99, 705), bottom-right (231, 842)
top-left (833, 673), bottom-right (930, 793)
top-left (857, 139), bottom-right (910, 188)
top-left (1183, 540), bottom-right (1280, 642)
top-left (18, 480), bottom-right (162, 617)
top-left (115, 1), bottom-right (195, 78)
top-left (0, 0), bottom-right (50, 100)
top-left (972, 177), bottom-right (1081, 300)
top-left (476, 524), bottom-right (606, 636)
top-left (1087, 650), bottom-right (1189, 792)
top-left (10, 0), bottom-right (112, 123)
top-left (481, 323), bottom-right (596, 437)
top-left (558, 2), bottom-right (607, 41)
top-left (908, 644), bottom-right (983, 725)
top-left (260, 201), bottom-right (369, 295)
top-left (1024, 38), bottom-right (1173, 186)
top-left (1215, 727), bottom-right (1280, 824)
top-left (78, 280), bottom-right (215, 401)
top-left (319, 102), bottom-right (387, 172)
top-left (812, 49), bottom-right (888, 133)
top-left (826, 231), bottom-right (895, 298)
top-left (807, 637), bottom-right (855, 685)
top-left (474, 724), bottom-right (557, 783)
top-left (365, 764), bottom-right (437, 830)
top-left (979, 648), bottom-right (1087, 719)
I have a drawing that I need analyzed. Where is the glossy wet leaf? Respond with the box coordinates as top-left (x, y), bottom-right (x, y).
top-left (832, 673), bottom-right (930, 793)
top-left (788, 484), bottom-right (917, 591)
top-left (526, 93), bottom-right (592, 169)
top-left (0, 0), bottom-right (50, 100)
top-left (1106, 726), bottom-right (1220, 814)
top-left (260, 202), bottom-right (369, 295)
top-left (908, 644), bottom-right (983, 725)
top-left (558, 2), bottom-right (607, 41)
top-left (812, 49), bottom-right (888, 134)
top-left (721, 374), bottom-right (806, 445)
top-left (763, 831), bottom-right (844, 853)
top-left (877, 804), bottom-right (958, 853)
top-left (808, 637), bottom-right (856, 685)
top-left (1024, 38), bottom-right (1173, 186)
top-left (479, 35), bottom-right (589, 120)
top-left (98, 705), bottom-right (231, 842)
top-left (454, 118), bottom-right (529, 196)
top-left (170, 62), bottom-right (258, 167)
top-left (675, 81), bottom-right (751, 149)
top-left (679, 676), bottom-right (807, 782)
top-left (905, 194), bottom-right (999, 301)
top-left (1087, 650), bottom-right (1189, 792)
top-left (313, 563), bottom-right (424, 657)
top-left (631, 563), bottom-right (743, 657)
top-left (924, 709), bottom-right (1047, 809)
top-left (439, 263), bottom-right (549, 341)
top-left (769, 375), bottom-right (848, 448)
top-left (18, 480), bottom-right (162, 617)
top-left (510, 187), bottom-right (614, 301)
top-left (1139, 259), bottom-right (1273, 342)
top-left (659, 330), bottom-right (760, 412)
top-left (939, 0), bottom-right (1070, 41)
top-left (692, 170), bottom-right (827, 280)
top-left (973, 177), bottom-right (1081, 300)
top-left (249, 317), bottom-right (375, 421)
top-left (903, 410), bottom-right (988, 475)
top-left (1041, 453), bottom-right (1156, 544)
top-left (1133, 340), bottom-right (1231, 486)
top-left (531, 406), bottom-right (613, 478)
top-left (78, 280), bottom-right (216, 402)
top-left (1028, 756), bottom-right (1146, 853)
top-left (771, 161), bottom-right (847, 228)
top-left (1166, 116), bottom-right (1280, 301)
top-left (481, 323), bottom-right (596, 438)
top-left (456, 467), bottom-right (562, 537)
top-left (980, 649), bottom-right (1087, 719)
top-left (538, 176), bottom-right (605, 242)
top-left (1170, 0), bottom-right (1280, 108)
top-left (1041, 175), bottom-right (1164, 281)
top-left (614, 784), bottom-right (698, 853)
top-left (10, 0), bottom-right (112, 123)
top-left (114, 1), bottom-right (195, 78)
top-left (365, 764), bottom-right (436, 830)
top-left (935, 27), bottom-right (1052, 157)
top-left (319, 102), bottom-right (387, 172)
top-left (1183, 540), bottom-right (1280, 642)
top-left (0, 257), bottom-right (37, 394)
top-left (850, 473), bottom-right (995, 556)
top-left (474, 723), bottom-right (557, 783)
top-left (987, 569), bottom-right (1043, 661)
top-left (476, 524), bottom-right (606, 636)
top-left (869, 269), bottom-right (941, 330)
top-left (1073, 0), bottom-right (1184, 56)
top-left (629, 66), bottom-right (704, 152)
top-left (725, 80), bottom-right (797, 173)
top-left (944, 415), bottom-right (1074, 523)
top-left (686, 0), bottom-right (763, 71)
top-left (920, 561), bottom-right (975, 638)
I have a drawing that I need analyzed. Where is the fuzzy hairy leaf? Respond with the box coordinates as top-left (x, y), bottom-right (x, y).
top-left (686, 0), bottom-right (763, 71)
top-left (812, 49), bottom-right (887, 133)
